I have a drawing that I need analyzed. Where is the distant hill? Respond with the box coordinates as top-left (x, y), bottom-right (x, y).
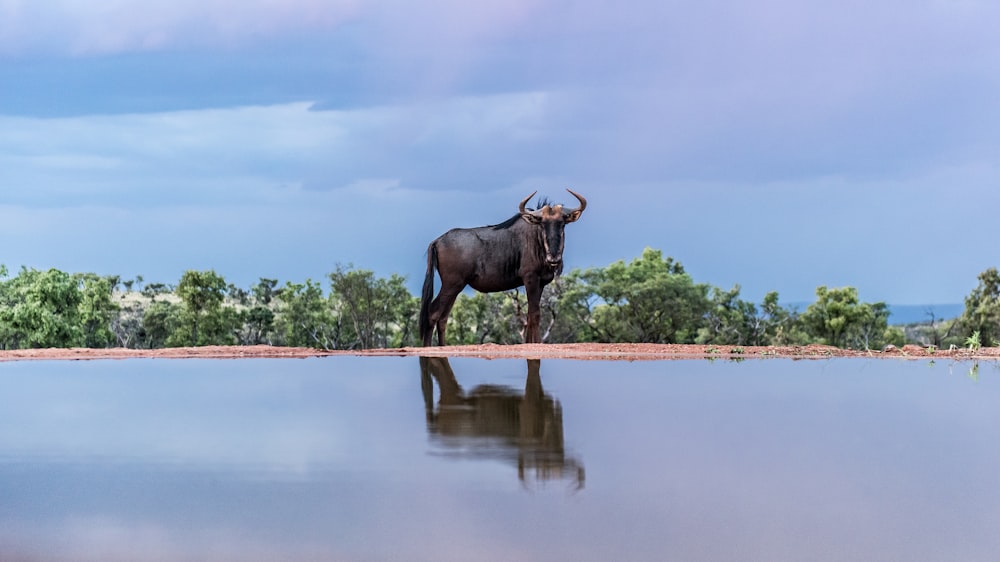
top-left (784, 303), bottom-right (964, 326)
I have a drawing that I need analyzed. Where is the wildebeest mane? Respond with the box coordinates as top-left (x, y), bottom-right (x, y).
top-left (492, 214), bottom-right (521, 230)
top-left (491, 197), bottom-right (552, 230)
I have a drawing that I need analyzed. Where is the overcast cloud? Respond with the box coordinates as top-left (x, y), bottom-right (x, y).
top-left (1, 0), bottom-right (998, 303)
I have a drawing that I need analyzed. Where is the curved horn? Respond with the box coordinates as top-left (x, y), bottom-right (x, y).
top-left (518, 191), bottom-right (538, 215)
top-left (565, 188), bottom-right (587, 220)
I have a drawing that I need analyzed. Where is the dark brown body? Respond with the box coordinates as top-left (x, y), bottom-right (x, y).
top-left (419, 189), bottom-right (586, 346)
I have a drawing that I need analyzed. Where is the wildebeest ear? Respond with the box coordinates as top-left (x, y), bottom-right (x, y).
top-left (521, 213), bottom-right (542, 224)
top-left (564, 210), bottom-right (583, 223)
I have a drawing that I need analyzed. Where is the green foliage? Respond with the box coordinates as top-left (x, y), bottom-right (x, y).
top-left (698, 285), bottom-right (757, 345)
top-left (141, 282), bottom-right (173, 300)
top-left (568, 248), bottom-right (711, 343)
top-left (169, 270), bottom-right (235, 346)
top-left (759, 291), bottom-right (810, 346)
top-left (329, 265), bottom-right (418, 349)
top-left (233, 278), bottom-right (278, 345)
top-left (266, 267), bottom-right (421, 350)
top-left (274, 279), bottom-right (336, 349)
top-left (2, 249), bottom-right (986, 352)
top-left (0, 267), bottom-right (83, 349)
top-left (139, 300), bottom-right (183, 349)
top-left (544, 274), bottom-right (597, 343)
top-left (958, 268), bottom-right (1000, 347)
top-left (965, 330), bottom-right (982, 352)
top-left (799, 286), bottom-right (900, 350)
top-left (77, 273), bottom-right (120, 348)
top-left (447, 292), bottom-right (518, 345)
top-left (612, 249), bottom-right (709, 343)
top-left (698, 287), bottom-right (807, 346)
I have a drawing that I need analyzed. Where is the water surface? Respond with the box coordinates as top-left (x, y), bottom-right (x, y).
top-left (2, 356), bottom-right (999, 561)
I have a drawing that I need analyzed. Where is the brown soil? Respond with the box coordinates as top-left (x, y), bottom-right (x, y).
top-left (0, 343), bottom-right (995, 362)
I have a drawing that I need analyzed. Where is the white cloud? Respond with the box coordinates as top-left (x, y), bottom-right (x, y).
top-left (0, 92), bottom-right (560, 209)
top-left (0, 102), bottom-right (335, 201)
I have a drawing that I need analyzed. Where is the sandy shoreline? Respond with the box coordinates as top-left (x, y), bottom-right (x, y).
top-left (0, 343), bottom-right (995, 362)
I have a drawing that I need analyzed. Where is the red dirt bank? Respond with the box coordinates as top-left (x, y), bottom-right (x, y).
top-left (0, 343), bottom-right (996, 362)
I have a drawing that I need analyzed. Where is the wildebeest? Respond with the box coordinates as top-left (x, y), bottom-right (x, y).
top-left (419, 189), bottom-right (587, 346)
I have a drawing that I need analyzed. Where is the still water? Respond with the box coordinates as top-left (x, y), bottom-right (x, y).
top-left (2, 356), bottom-right (1000, 561)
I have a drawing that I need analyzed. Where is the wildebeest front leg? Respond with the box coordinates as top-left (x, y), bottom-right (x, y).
top-left (523, 276), bottom-right (543, 343)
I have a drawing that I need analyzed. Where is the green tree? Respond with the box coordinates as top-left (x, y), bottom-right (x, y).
top-left (448, 289), bottom-right (543, 345)
top-left (235, 278), bottom-right (278, 345)
top-left (329, 265), bottom-right (418, 349)
top-left (698, 285), bottom-right (757, 346)
top-left (958, 267), bottom-right (1000, 347)
top-left (139, 300), bottom-right (183, 349)
top-left (546, 273), bottom-right (599, 343)
top-left (564, 248), bottom-right (711, 343)
top-left (170, 269), bottom-right (234, 346)
top-left (252, 278), bottom-right (278, 306)
top-left (141, 282), bottom-right (173, 300)
top-left (800, 286), bottom-right (900, 349)
top-left (448, 292), bottom-right (491, 344)
top-left (77, 273), bottom-right (119, 348)
top-left (274, 279), bottom-right (336, 349)
top-left (0, 265), bottom-right (14, 347)
top-left (757, 291), bottom-right (809, 346)
top-left (0, 267), bottom-right (83, 349)
top-left (447, 292), bottom-right (496, 344)
top-left (698, 288), bottom-right (808, 346)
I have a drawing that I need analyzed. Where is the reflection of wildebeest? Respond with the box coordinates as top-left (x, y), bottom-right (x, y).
top-left (419, 356), bottom-right (585, 489)
top-left (419, 189), bottom-right (587, 346)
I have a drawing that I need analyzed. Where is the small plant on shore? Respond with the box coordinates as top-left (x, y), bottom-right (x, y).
top-left (965, 331), bottom-right (982, 352)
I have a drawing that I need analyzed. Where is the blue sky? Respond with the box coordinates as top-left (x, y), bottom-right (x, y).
top-left (1, 0), bottom-right (997, 304)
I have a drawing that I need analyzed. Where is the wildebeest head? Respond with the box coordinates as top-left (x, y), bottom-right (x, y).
top-left (518, 188), bottom-right (587, 268)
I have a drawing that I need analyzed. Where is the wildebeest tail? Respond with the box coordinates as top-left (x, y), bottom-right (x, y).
top-left (419, 242), bottom-right (438, 345)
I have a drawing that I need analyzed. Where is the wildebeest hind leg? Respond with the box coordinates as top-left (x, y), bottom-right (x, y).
top-left (430, 287), bottom-right (462, 346)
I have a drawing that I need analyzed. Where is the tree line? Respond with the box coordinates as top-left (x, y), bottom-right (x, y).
top-left (0, 248), bottom-right (992, 351)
